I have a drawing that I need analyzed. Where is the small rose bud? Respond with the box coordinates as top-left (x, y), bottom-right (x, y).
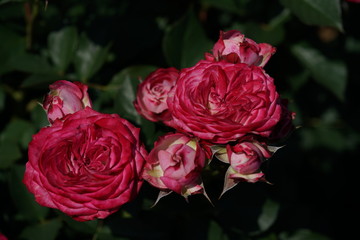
top-left (143, 133), bottom-right (209, 203)
top-left (43, 80), bottom-right (92, 124)
top-left (134, 67), bottom-right (179, 122)
top-left (215, 141), bottom-right (272, 197)
top-left (207, 30), bottom-right (276, 67)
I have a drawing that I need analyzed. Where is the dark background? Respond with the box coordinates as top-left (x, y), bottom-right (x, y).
top-left (0, 0), bottom-right (359, 239)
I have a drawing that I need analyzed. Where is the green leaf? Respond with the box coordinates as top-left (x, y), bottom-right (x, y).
top-left (48, 26), bottom-right (78, 74)
top-left (10, 53), bottom-right (56, 75)
top-left (163, 9), bottom-right (212, 69)
top-left (279, 0), bottom-right (343, 31)
top-left (208, 221), bottom-right (229, 240)
top-left (291, 44), bottom-right (347, 101)
top-left (21, 74), bottom-right (63, 88)
top-left (0, 143), bottom-right (21, 169)
top-left (9, 165), bottom-right (49, 222)
top-left (257, 199), bottom-right (280, 232)
top-left (0, 118), bottom-right (34, 146)
top-left (20, 218), bottom-right (62, 240)
top-left (280, 229), bottom-right (331, 240)
top-left (108, 65), bottom-right (157, 125)
top-left (74, 35), bottom-right (110, 82)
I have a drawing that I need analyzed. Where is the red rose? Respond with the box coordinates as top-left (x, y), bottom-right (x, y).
top-left (43, 80), bottom-right (92, 124)
top-left (134, 67), bottom-right (179, 122)
top-left (23, 108), bottom-right (147, 221)
top-left (166, 60), bottom-right (282, 144)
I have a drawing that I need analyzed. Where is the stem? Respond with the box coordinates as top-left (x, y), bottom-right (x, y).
top-left (24, 0), bottom-right (39, 50)
top-left (92, 219), bottom-right (104, 240)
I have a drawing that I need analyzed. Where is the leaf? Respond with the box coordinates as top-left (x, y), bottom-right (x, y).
top-left (207, 221), bottom-right (229, 240)
top-left (21, 74), bottom-right (63, 88)
top-left (108, 65), bottom-right (157, 125)
top-left (48, 26), bottom-right (78, 74)
top-left (0, 143), bottom-right (21, 169)
top-left (9, 165), bottom-right (49, 222)
top-left (0, 118), bottom-right (34, 146)
top-left (279, 0), bottom-right (343, 31)
top-left (74, 35), bottom-right (110, 82)
top-left (10, 53), bottom-right (55, 75)
top-left (257, 199), bottom-right (280, 232)
top-left (163, 9), bottom-right (212, 69)
top-left (291, 44), bottom-right (347, 101)
top-left (20, 218), bottom-right (62, 240)
top-left (280, 229), bottom-right (331, 240)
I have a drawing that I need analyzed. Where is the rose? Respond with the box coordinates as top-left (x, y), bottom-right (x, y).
top-left (142, 133), bottom-right (207, 202)
top-left (214, 140), bottom-right (272, 196)
top-left (269, 99), bottom-right (296, 142)
top-left (23, 107), bottom-right (147, 221)
top-left (134, 67), bottom-right (179, 122)
top-left (206, 30), bottom-right (276, 67)
top-left (166, 60), bottom-right (282, 144)
top-left (43, 80), bottom-right (92, 124)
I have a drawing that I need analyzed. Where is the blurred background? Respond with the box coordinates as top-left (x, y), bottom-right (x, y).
top-left (0, 0), bottom-right (359, 239)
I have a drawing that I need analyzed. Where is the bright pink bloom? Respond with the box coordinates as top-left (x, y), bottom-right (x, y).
top-left (134, 68), bottom-right (179, 122)
top-left (206, 30), bottom-right (276, 67)
top-left (166, 60), bottom-right (282, 144)
top-left (24, 108), bottom-right (147, 221)
top-left (43, 80), bottom-right (92, 124)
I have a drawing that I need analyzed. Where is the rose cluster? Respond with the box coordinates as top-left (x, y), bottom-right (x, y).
top-left (23, 30), bottom-right (295, 222)
top-left (134, 30), bottom-right (295, 203)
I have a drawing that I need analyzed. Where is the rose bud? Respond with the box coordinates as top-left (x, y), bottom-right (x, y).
top-left (43, 80), bottom-right (92, 124)
top-left (206, 30), bottom-right (276, 67)
top-left (166, 60), bottom-right (282, 144)
top-left (143, 133), bottom-right (210, 204)
top-left (215, 141), bottom-right (273, 197)
top-left (23, 107), bottom-right (147, 221)
top-left (134, 67), bottom-right (179, 122)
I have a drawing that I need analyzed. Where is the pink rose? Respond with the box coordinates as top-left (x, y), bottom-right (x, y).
top-left (143, 133), bottom-right (207, 201)
top-left (43, 80), bottom-right (92, 124)
top-left (206, 30), bottom-right (276, 67)
top-left (134, 68), bottom-right (179, 122)
top-left (23, 107), bottom-right (147, 221)
top-left (215, 140), bottom-right (272, 196)
top-left (166, 60), bottom-right (282, 144)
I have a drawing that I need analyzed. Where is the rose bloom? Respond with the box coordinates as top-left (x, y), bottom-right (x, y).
top-left (134, 67), bottom-right (179, 122)
top-left (206, 30), bottom-right (276, 67)
top-left (23, 108), bottom-right (147, 221)
top-left (166, 60), bottom-right (282, 144)
top-left (143, 133), bottom-right (207, 200)
top-left (43, 80), bottom-right (92, 124)
top-left (215, 140), bottom-right (272, 195)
